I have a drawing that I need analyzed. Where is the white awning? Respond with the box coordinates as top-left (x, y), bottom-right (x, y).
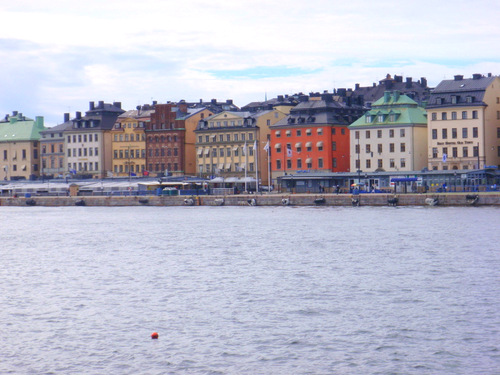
top-left (218, 163), bottom-right (224, 170)
top-left (306, 158), bottom-right (312, 163)
top-left (306, 128), bottom-right (312, 134)
top-left (275, 130), bottom-right (281, 136)
top-left (204, 148), bottom-right (210, 155)
top-left (233, 146), bottom-right (238, 151)
top-left (274, 143), bottom-right (281, 148)
top-left (305, 142), bottom-right (312, 147)
top-left (295, 142), bottom-right (302, 147)
top-left (224, 162), bottom-right (231, 169)
top-left (197, 148), bottom-right (203, 155)
top-left (316, 141), bottom-right (323, 147)
top-left (22, 165), bottom-right (26, 171)
top-left (317, 128), bottom-right (323, 133)
top-left (285, 130), bottom-right (291, 135)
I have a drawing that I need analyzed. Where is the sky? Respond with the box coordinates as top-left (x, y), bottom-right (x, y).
top-left (1, 0), bottom-right (500, 126)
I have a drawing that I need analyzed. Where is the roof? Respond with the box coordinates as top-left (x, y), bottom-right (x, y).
top-left (0, 113), bottom-right (46, 142)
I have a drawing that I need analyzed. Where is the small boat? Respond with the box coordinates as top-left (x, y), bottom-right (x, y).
top-left (25, 199), bottom-right (36, 206)
top-left (75, 199), bottom-right (86, 206)
top-left (314, 197), bottom-right (326, 205)
top-left (425, 197), bottom-right (439, 206)
top-left (214, 198), bottom-right (224, 206)
top-left (183, 198), bottom-right (195, 206)
top-left (138, 199), bottom-right (149, 204)
top-left (387, 197), bottom-right (398, 206)
top-left (282, 198), bottom-right (290, 206)
top-left (466, 194), bottom-right (479, 205)
top-left (247, 198), bottom-right (257, 206)
top-left (351, 197), bottom-right (360, 206)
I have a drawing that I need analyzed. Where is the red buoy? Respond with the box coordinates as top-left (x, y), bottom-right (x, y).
top-left (151, 332), bottom-right (159, 339)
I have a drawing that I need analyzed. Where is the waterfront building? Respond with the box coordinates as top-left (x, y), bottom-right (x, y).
top-left (195, 111), bottom-right (258, 181)
top-left (426, 74), bottom-right (500, 170)
top-left (353, 73), bottom-right (431, 108)
top-left (269, 92), bottom-right (365, 185)
top-left (348, 91), bottom-right (428, 174)
top-left (111, 105), bottom-right (154, 177)
top-left (40, 113), bottom-right (73, 179)
top-left (146, 102), bottom-right (213, 177)
top-left (65, 101), bottom-right (125, 178)
top-left (0, 111), bottom-right (45, 180)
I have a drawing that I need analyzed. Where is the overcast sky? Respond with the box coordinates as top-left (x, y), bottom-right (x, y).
top-left (1, 0), bottom-right (500, 126)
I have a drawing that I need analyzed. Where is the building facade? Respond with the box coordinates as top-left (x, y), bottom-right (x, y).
top-left (40, 113), bottom-right (72, 178)
top-left (349, 91), bottom-right (428, 174)
top-left (65, 101), bottom-right (124, 178)
top-left (111, 105), bottom-right (153, 177)
top-left (426, 74), bottom-right (500, 170)
top-left (269, 92), bottom-right (364, 183)
top-left (0, 112), bottom-right (45, 180)
top-left (195, 111), bottom-right (258, 180)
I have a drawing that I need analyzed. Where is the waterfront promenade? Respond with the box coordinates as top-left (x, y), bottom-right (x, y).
top-left (1, 192), bottom-right (499, 207)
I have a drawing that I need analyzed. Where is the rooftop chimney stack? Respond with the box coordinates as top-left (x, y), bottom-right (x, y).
top-left (64, 113), bottom-right (70, 122)
top-left (89, 101), bottom-right (95, 110)
top-left (454, 75), bottom-right (464, 81)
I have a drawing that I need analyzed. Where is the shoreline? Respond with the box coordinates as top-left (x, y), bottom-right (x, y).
top-left (1, 192), bottom-right (499, 207)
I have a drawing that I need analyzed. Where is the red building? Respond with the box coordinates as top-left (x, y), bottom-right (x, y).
top-left (269, 92), bottom-right (364, 184)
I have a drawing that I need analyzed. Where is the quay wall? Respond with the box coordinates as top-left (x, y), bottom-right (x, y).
top-left (1, 193), bottom-right (500, 207)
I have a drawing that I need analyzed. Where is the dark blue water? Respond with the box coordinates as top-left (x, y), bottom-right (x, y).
top-left (1, 206), bottom-right (499, 374)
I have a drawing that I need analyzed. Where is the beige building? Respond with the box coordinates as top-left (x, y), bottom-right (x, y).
top-left (426, 74), bottom-right (500, 170)
top-left (111, 106), bottom-right (153, 177)
top-left (0, 112), bottom-right (45, 180)
top-left (349, 91), bottom-right (428, 173)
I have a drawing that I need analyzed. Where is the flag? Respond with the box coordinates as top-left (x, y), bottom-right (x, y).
top-left (442, 153), bottom-right (447, 163)
top-left (286, 146), bottom-right (293, 157)
top-left (130, 172), bottom-right (137, 177)
top-left (253, 140), bottom-right (257, 150)
top-left (70, 168), bottom-right (77, 174)
top-left (263, 140), bottom-right (270, 152)
top-left (243, 141), bottom-right (247, 156)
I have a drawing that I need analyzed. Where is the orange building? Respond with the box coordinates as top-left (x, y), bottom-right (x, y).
top-left (269, 92), bottom-right (364, 185)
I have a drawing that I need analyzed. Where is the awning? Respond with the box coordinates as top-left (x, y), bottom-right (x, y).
top-left (317, 128), bottom-right (323, 133)
top-left (22, 165), bottom-right (26, 171)
top-left (204, 148), bottom-right (210, 155)
top-left (224, 162), bottom-right (231, 169)
top-left (225, 177), bottom-right (238, 183)
top-left (274, 143), bottom-right (281, 148)
top-left (218, 163), bottom-right (224, 170)
top-left (275, 130), bottom-right (281, 136)
top-left (306, 158), bottom-right (312, 163)
top-left (210, 177), bottom-right (224, 183)
top-left (233, 146), bottom-right (238, 151)
top-left (305, 142), bottom-right (312, 147)
top-left (295, 142), bottom-right (302, 147)
top-left (197, 148), bottom-right (203, 155)
top-left (391, 177), bottom-right (418, 182)
top-left (306, 128), bottom-right (312, 134)
top-left (286, 130), bottom-right (291, 135)
top-left (316, 141), bottom-right (323, 147)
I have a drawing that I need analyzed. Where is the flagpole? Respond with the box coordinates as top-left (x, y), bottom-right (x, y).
top-left (254, 140), bottom-right (258, 193)
top-left (267, 145), bottom-right (271, 192)
top-left (244, 141), bottom-right (248, 193)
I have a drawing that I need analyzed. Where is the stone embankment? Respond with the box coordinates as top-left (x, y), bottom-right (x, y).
top-left (1, 193), bottom-right (499, 207)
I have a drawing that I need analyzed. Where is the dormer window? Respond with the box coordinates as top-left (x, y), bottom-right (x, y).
top-left (366, 115), bottom-right (373, 123)
top-left (451, 95), bottom-right (458, 104)
top-left (377, 114), bottom-right (385, 122)
top-left (436, 98), bottom-right (443, 105)
top-left (389, 114), bottom-right (397, 122)
top-left (466, 96), bottom-right (473, 103)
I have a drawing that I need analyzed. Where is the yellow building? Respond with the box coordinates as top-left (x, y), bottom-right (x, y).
top-left (427, 74), bottom-right (500, 170)
top-left (111, 106), bottom-right (154, 177)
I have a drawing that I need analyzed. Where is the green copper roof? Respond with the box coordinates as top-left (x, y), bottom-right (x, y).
top-left (0, 114), bottom-right (46, 141)
top-left (349, 91), bottom-right (427, 128)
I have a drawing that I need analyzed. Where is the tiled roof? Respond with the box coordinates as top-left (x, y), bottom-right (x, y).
top-left (0, 114), bottom-right (45, 141)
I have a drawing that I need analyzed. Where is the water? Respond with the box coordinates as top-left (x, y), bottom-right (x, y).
top-left (1, 206), bottom-right (499, 374)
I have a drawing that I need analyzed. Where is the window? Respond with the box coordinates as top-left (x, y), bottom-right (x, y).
top-left (472, 110), bottom-right (478, 119)
top-left (377, 115), bottom-right (384, 122)
top-left (296, 130), bottom-right (302, 136)
top-left (466, 96), bottom-right (472, 103)
top-left (497, 127), bottom-right (500, 138)
top-left (473, 127), bottom-right (478, 138)
top-left (355, 160), bottom-right (360, 169)
top-left (442, 112), bottom-right (447, 120)
top-left (463, 147), bottom-right (468, 157)
top-left (432, 129), bottom-right (437, 139)
top-left (227, 148), bottom-right (231, 157)
top-left (3, 150), bottom-right (7, 160)
top-left (366, 115), bottom-right (373, 123)
top-left (331, 128), bottom-right (336, 135)
top-left (432, 113), bottom-right (437, 121)
top-left (377, 130), bottom-right (382, 138)
top-left (389, 129), bottom-right (394, 138)
top-left (219, 148), bottom-right (224, 157)
top-left (355, 131), bottom-right (359, 139)
top-left (355, 144), bottom-right (360, 154)
top-left (400, 129), bottom-right (405, 137)
top-left (452, 112), bottom-right (457, 120)
top-left (432, 148), bottom-right (438, 158)
top-left (452, 147), bottom-right (457, 157)
top-left (333, 157), bottom-right (337, 168)
top-left (341, 128), bottom-right (345, 135)
top-left (390, 143), bottom-right (395, 152)
top-left (462, 128), bottom-right (468, 138)
top-left (473, 146), bottom-right (479, 157)
top-left (377, 159), bottom-right (383, 168)
top-left (318, 158), bottom-right (323, 168)
top-left (443, 147), bottom-right (448, 157)
top-left (390, 158), bottom-right (395, 168)
top-left (198, 136), bottom-right (202, 143)
top-left (366, 159), bottom-right (371, 168)
top-left (400, 143), bottom-right (406, 152)
top-left (276, 160), bottom-right (281, 169)
top-left (400, 158), bottom-right (406, 168)
top-left (497, 111), bottom-right (500, 120)
top-left (442, 129), bottom-right (448, 139)
top-left (297, 159), bottom-right (302, 169)
top-left (462, 111), bottom-right (467, 119)
top-left (451, 96), bottom-right (457, 104)
top-left (366, 144), bottom-right (371, 153)
top-left (365, 130), bottom-right (370, 139)
top-left (377, 144), bottom-right (382, 153)
top-left (452, 128), bottom-right (457, 139)
top-left (317, 128), bottom-right (323, 135)
top-left (226, 134), bottom-right (231, 142)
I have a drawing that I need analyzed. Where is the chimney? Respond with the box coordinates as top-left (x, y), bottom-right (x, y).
top-left (113, 102), bottom-right (121, 109)
top-left (405, 77), bottom-right (412, 88)
top-left (226, 99), bottom-right (233, 105)
top-left (384, 91), bottom-right (391, 103)
top-left (394, 90), bottom-right (400, 102)
top-left (211, 99), bottom-right (217, 104)
top-left (152, 100), bottom-right (157, 106)
top-left (488, 73), bottom-right (492, 77)
top-left (321, 93), bottom-right (333, 102)
top-left (89, 101), bottom-right (95, 110)
top-left (355, 83), bottom-right (360, 90)
top-left (337, 88), bottom-right (347, 97)
top-left (277, 95), bottom-right (284, 102)
top-left (454, 75), bottom-right (464, 81)
top-left (64, 113), bottom-right (70, 122)
top-left (13, 111), bottom-right (18, 116)
top-left (373, 83), bottom-right (376, 87)
top-left (200, 99), bottom-right (203, 103)
top-left (136, 105), bottom-right (141, 116)
top-left (35, 116), bottom-right (44, 127)
top-left (76, 111), bottom-right (81, 119)
top-left (472, 73), bottom-right (482, 80)
top-left (394, 75), bottom-right (403, 83)
top-left (420, 77), bottom-right (427, 88)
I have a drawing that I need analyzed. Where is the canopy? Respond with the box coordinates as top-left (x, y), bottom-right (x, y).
top-left (391, 177), bottom-right (418, 182)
